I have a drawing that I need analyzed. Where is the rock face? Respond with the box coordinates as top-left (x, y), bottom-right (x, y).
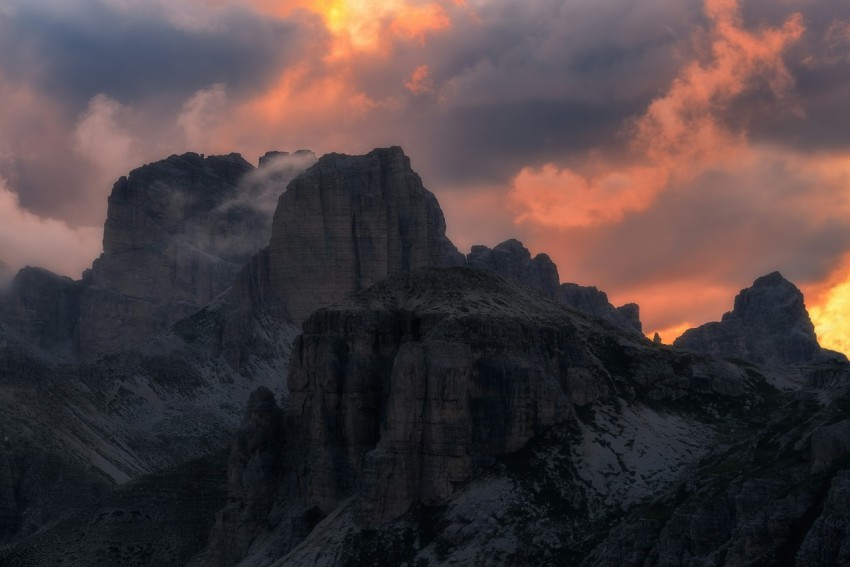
top-left (205, 267), bottom-right (762, 565)
top-left (0, 151), bottom-right (313, 359)
top-left (674, 271), bottom-right (835, 367)
top-left (268, 147), bottom-right (465, 323)
top-left (0, 451), bottom-right (228, 566)
top-left (466, 239), bottom-right (560, 296)
top-left (0, 267), bottom-right (81, 357)
top-left (77, 153), bottom-right (263, 356)
top-left (557, 283), bottom-right (643, 334)
top-left (199, 388), bottom-right (286, 566)
top-left (586, 382), bottom-right (850, 567)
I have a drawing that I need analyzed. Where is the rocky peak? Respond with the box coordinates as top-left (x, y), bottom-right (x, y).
top-left (725, 271), bottom-right (803, 322)
top-left (557, 283), bottom-right (643, 334)
top-left (674, 271), bottom-right (835, 367)
top-left (258, 150), bottom-right (314, 169)
top-left (467, 239), bottom-right (560, 296)
top-left (268, 146), bottom-right (465, 323)
top-left (76, 151), bottom-right (314, 357)
top-left (100, 152), bottom-right (257, 263)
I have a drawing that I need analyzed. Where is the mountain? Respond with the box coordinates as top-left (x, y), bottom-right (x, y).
top-left (198, 267), bottom-right (785, 566)
top-left (0, 152), bottom-right (314, 550)
top-left (674, 272), bottom-right (845, 368)
top-left (0, 146), bottom-right (463, 557)
top-left (268, 146), bottom-right (465, 323)
top-left (1, 147), bottom-right (847, 566)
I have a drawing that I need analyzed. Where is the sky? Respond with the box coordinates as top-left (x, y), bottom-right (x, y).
top-left (1, 0), bottom-right (850, 350)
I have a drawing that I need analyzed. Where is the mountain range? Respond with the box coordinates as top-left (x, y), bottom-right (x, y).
top-left (0, 147), bottom-right (847, 566)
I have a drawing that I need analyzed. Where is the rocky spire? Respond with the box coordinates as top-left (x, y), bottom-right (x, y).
top-left (674, 271), bottom-right (839, 367)
top-left (268, 146), bottom-right (465, 323)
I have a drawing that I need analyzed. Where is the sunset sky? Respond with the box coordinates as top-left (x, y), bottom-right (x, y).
top-left (1, 0), bottom-right (850, 350)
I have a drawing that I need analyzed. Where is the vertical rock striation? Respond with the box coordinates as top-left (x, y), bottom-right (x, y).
top-left (77, 153), bottom-right (260, 356)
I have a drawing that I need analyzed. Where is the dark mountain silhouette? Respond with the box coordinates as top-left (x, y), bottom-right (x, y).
top-left (0, 148), bottom-right (846, 566)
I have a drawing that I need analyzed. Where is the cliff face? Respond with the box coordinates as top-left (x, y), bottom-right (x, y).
top-left (206, 268), bottom-right (763, 565)
top-left (585, 378), bottom-right (850, 567)
top-left (0, 151), bottom-right (313, 360)
top-left (674, 271), bottom-right (839, 367)
top-left (77, 153), bottom-right (264, 356)
top-left (0, 155), bottom-right (309, 552)
top-left (268, 147), bottom-right (465, 323)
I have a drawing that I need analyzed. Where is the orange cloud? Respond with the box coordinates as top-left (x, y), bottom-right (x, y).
top-left (509, 0), bottom-right (804, 229)
top-left (247, 0), bottom-right (453, 57)
top-left (510, 163), bottom-right (666, 228)
top-left (405, 64), bottom-right (434, 94)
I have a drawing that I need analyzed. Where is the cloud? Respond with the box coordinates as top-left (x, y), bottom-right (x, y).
top-left (178, 83), bottom-right (229, 150)
top-left (0, 177), bottom-right (101, 279)
top-left (0, 0), bottom-right (306, 107)
top-left (404, 65), bottom-right (434, 94)
top-left (524, 149), bottom-right (850, 333)
top-left (73, 94), bottom-right (139, 180)
top-left (508, 0), bottom-right (805, 229)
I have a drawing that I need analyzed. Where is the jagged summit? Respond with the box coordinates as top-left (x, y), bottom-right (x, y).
top-left (268, 146), bottom-right (465, 323)
top-left (464, 238), bottom-right (643, 334)
top-left (467, 238), bottom-right (560, 296)
top-left (674, 271), bottom-right (840, 367)
top-left (0, 151), bottom-right (314, 359)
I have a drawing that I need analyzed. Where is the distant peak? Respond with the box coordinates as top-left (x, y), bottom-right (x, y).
top-left (673, 270), bottom-right (828, 367)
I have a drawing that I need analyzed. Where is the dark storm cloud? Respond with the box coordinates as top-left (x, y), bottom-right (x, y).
top-left (0, 0), bottom-right (323, 225)
top-left (342, 0), bottom-right (702, 190)
top-left (419, 99), bottom-right (643, 187)
top-left (0, 1), bottom-right (308, 110)
top-left (733, 0), bottom-right (850, 151)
